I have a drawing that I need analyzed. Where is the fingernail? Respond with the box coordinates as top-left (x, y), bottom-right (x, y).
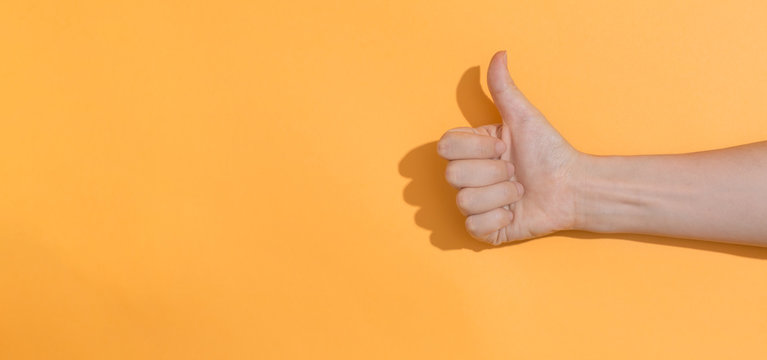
top-left (506, 163), bottom-right (515, 178)
top-left (515, 182), bottom-right (525, 196)
top-left (495, 141), bottom-right (506, 155)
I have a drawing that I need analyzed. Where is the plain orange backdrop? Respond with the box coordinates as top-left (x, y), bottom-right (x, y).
top-left (1, 1), bottom-right (766, 359)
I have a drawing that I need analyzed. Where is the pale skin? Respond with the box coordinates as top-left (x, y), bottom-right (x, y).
top-left (438, 50), bottom-right (767, 247)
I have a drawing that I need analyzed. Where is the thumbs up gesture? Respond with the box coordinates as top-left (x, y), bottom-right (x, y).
top-left (438, 51), bottom-right (588, 245)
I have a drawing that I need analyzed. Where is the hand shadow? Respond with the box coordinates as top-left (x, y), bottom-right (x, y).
top-left (400, 66), bottom-right (767, 258)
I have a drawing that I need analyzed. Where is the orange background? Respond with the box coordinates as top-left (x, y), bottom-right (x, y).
top-left (1, 1), bottom-right (767, 359)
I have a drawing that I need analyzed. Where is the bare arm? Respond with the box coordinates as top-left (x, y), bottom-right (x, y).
top-left (574, 142), bottom-right (767, 246)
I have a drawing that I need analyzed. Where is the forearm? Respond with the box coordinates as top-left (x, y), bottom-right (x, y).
top-left (573, 141), bottom-right (767, 246)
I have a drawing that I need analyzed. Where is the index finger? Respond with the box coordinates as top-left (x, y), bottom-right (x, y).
top-left (437, 131), bottom-right (505, 160)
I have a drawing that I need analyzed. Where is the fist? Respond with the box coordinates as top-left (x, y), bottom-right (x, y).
top-left (438, 51), bottom-right (586, 245)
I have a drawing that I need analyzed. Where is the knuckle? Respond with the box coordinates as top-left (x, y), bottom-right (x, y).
top-left (456, 188), bottom-right (473, 212)
top-left (436, 136), bottom-right (451, 158)
top-left (467, 136), bottom-right (482, 156)
top-left (465, 216), bottom-right (479, 236)
top-left (485, 232), bottom-right (501, 246)
top-left (444, 162), bottom-right (461, 185)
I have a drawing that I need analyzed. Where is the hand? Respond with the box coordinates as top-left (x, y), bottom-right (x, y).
top-left (437, 51), bottom-right (586, 245)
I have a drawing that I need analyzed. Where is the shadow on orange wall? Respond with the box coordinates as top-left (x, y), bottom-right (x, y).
top-left (400, 66), bottom-right (767, 258)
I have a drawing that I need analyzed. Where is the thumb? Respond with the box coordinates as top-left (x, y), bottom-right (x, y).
top-left (487, 51), bottom-right (538, 124)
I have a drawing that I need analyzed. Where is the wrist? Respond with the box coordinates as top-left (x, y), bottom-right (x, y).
top-left (570, 153), bottom-right (599, 232)
top-left (570, 154), bottom-right (649, 234)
